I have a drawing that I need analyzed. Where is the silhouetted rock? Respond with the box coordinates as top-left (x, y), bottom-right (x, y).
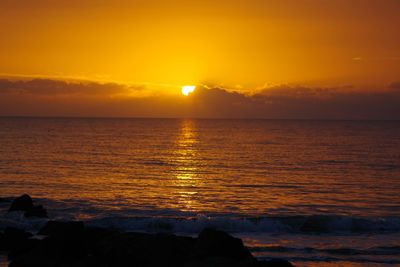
top-left (258, 259), bottom-right (295, 267)
top-left (8, 194), bottom-right (48, 218)
top-left (9, 194), bottom-right (34, 212)
top-left (8, 223), bottom-right (295, 267)
top-left (38, 221), bottom-right (85, 238)
top-left (9, 234), bottom-right (87, 267)
top-left (184, 256), bottom-right (249, 267)
top-left (3, 228), bottom-right (32, 247)
top-left (0, 231), bottom-right (4, 251)
top-left (24, 204), bottom-right (47, 218)
top-left (0, 227), bottom-right (36, 260)
top-left (11, 222), bottom-right (88, 267)
top-left (83, 226), bottom-right (118, 245)
top-left (194, 228), bottom-right (253, 261)
top-left (91, 231), bottom-right (196, 267)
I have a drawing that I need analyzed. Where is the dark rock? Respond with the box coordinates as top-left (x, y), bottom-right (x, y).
top-left (83, 227), bottom-right (118, 245)
top-left (8, 238), bottom-right (41, 261)
top-left (3, 228), bottom-right (32, 245)
top-left (11, 223), bottom-right (89, 267)
top-left (24, 205), bottom-right (47, 218)
top-left (9, 194), bottom-right (34, 212)
top-left (184, 256), bottom-right (249, 267)
top-left (257, 259), bottom-right (295, 267)
top-left (38, 221), bottom-right (85, 238)
top-left (0, 227), bottom-right (33, 253)
top-left (93, 232), bottom-right (196, 267)
top-left (194, 228), bottom-right (253, 261)
top-left (9, 235), bottom-right (87, 267)
top-left (8, 225), bottom-right (295, 267)
top-left (8, 194), bottom-right (48, 218)
top-left (0, 231), bottom-right (4, 251)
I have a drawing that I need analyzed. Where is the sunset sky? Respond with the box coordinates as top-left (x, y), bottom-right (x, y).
top-left (1, 0), bottom-right (400, 119)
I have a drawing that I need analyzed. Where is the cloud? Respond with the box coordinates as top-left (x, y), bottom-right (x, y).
top-left (188, 84), bottom-right (400, 120)
top-left (0, 78), bottom-right (400, 119)
top-left (0, 78), bottom-right (144, 97)
top-left (254, 85), bottom-right (348, 99)
top-left (248, 84), bottom-right (400, 119)
top-left (389, 81), bottom-right (400, 90)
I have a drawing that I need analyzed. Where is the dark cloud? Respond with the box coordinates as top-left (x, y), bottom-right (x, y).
top-left (389, 82), bottom-right (400, 90)
top-left (185, 87), bottom-right (259, 118)
top-left (249, 85), bottom-right (400, 119)
top-left (0, 78), bottom-right (143, 96)
top-left (189, 85), bottom-right (400, 120)
top-left (254, 85), bottom-right (355, 99)
top-left (0, 79), bottom-right (399, 119)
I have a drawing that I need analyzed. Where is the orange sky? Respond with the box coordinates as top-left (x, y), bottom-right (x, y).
top-left (1, 0), bottom-right (400, 90)
top-left (0, 0), bottom-right (400, 118)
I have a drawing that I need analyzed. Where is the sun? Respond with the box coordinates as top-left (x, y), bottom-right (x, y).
top-left (182, 85), bottom-right (196, 96)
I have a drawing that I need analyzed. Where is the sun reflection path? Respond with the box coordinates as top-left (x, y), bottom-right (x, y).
top-left (172, 119), bottom-right (201, 211)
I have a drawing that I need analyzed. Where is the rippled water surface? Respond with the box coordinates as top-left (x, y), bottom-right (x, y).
top-left (1, 118), bottom-right (400, 265)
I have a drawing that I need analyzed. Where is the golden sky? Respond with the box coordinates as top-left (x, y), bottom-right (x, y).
top-left (1, 0), bottom-right (400, 89)
top-left (0, 0), bottom-right (400, 118)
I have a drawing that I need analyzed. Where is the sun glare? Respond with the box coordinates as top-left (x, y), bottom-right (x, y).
top-left (182, 85), bottom-right (196, 96)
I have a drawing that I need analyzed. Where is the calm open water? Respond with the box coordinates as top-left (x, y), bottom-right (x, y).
top-left (1, 118), bottom-right (400, 266)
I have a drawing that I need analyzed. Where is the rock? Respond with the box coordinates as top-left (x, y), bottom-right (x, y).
top-left (7, 239), bottom-right (40, 262)
top-left (9, 235), bottom-right (87, 267)
top-left (0, 231), bottom-right (4, 251)
top-left (8, 194), bottom-right (48, 218)
top-left (9, 194), bottom-right (34, 212)
top-left (0, 227), bottom-right (33, 253)
top-left (3, 228), bottom-right (32, 245)
top-left (8, 225), bottom-right (294, 267)
top-left (83, 226), bottom-right (118, 245)
top-left (11, 222), bottom-right (88, 267)
top-left (38, 221), bottom-right (85, 238)
top-left (184, 256), bottom-right (250, 267)
top-left (194, 228), bottom-right (253, 261)
top-left (93, 232), bottom-right (196, 267)
top-left (257, 259), bottom-right (295, 267)
top-left (24, 205), bottom-right (47, 218)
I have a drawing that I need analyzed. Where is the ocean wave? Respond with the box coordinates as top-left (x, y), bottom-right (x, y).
top-left (2, 206), bottom-right (400, 265)
top-left (83, 215), bottom-right (400, 234)
top-left (263, 256), bottom-right (400, 265)
top-left (2, 211), bottom-right (400, 235)
top-left (250, 245), bottom-right (400, 256)
top-left (2, 198), bottom-right (400, 234)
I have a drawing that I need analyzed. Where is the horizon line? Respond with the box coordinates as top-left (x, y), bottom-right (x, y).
top-left (0, 115), bottom-right (399, 122)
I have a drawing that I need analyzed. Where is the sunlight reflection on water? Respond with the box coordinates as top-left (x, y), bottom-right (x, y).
top-left (173, 119), bottom-right (200, 212)
top-left (1, 118), bottom-right (400, 266)
top-left (0, 118), bottom-right (400, 217)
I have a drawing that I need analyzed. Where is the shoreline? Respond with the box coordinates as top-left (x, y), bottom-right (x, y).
top-left (0, 195), bottom-right (399, 267)
top-left (1, 222), bottom-right (294, 267)
top-left (0, 194), bottom-right (294, 267)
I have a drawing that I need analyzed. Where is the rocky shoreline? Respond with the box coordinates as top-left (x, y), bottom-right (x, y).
top-left (0, 195), bottom-right (294, 267)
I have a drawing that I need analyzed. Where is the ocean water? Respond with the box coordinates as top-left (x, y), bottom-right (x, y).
top-left (1, 117), bottom-right (400, 266)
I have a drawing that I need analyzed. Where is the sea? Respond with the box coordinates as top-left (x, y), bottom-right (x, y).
top-left (1, 117), bottom-right (400, 266)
